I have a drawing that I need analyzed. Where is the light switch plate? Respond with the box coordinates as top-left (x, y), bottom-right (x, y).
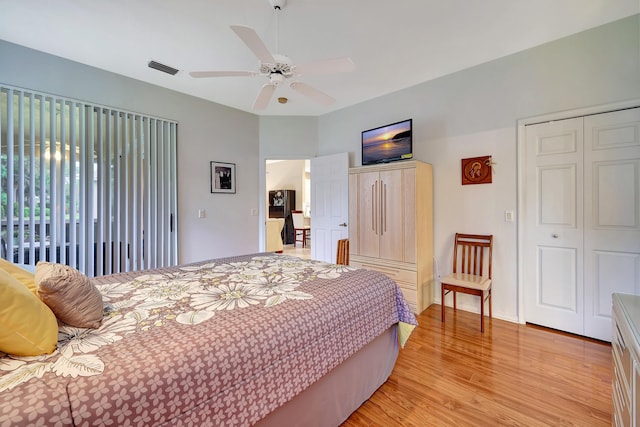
top-left (504, 210), bottom-right (514, 222)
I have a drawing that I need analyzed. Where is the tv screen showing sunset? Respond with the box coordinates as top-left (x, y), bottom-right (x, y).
top-left (362, 120), bottom-right (412, 164)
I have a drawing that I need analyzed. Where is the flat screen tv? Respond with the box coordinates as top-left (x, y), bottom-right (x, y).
top-left (361, 119), bottom-right (413, 165)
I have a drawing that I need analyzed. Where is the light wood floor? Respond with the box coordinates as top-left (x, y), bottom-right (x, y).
top-left (282, 244), bottom-right (311, 260)
top-left (342, 304), bottom-right (612, 426)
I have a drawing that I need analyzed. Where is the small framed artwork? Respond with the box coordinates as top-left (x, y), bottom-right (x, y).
top-left (461, 155), bottom-right (492, 185)
top-left (210, 161), bottom-right (236, 194)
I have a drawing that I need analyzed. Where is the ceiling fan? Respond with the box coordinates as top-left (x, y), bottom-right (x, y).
top-left (189, 0), bottom-right (355, 110)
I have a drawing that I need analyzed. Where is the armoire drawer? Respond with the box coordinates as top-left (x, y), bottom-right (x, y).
top-left (396, 283), bottom-right (417, 310)
top-left (349, 260), bottom-right (417, 284)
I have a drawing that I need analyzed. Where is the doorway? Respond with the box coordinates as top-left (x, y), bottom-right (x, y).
top-left (265, 159), bottom-right (311, 258)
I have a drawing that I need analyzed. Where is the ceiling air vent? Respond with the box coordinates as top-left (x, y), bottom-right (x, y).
top-left (148, 60), bottom-right (179, 76)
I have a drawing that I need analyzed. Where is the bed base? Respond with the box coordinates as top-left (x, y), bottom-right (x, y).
top-left (255, 325), bottom-right (399, 427)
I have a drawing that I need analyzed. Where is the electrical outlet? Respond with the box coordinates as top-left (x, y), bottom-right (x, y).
top-left (198, 209), bottom-right (206, 218)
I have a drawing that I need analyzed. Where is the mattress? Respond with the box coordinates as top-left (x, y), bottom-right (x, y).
top-left (0, 253), bottom-right (417, 426)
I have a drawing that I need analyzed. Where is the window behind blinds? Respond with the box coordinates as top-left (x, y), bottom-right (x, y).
top-left (0, 85), bottom-right (178, 276)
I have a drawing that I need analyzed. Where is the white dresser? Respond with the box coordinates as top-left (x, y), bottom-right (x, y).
top-left (612, 293), bottom-right (640, 426)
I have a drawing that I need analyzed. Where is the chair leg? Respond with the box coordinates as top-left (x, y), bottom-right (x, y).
top-left (441, 286), bottom-right (445, 323)
top-left (489, 289), bottom-right (492, 319)
top-left (480, 292), bottom-right (485, 333)
top-left (453, 291), bottom-right (457, 311)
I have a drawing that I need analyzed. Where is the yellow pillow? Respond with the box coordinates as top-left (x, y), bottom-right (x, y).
top-left (0, 268), bottom-right (58, 356)
top-left (0, 258), bottom-right (36, 294)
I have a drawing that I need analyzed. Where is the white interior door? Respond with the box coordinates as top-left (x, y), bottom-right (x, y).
top-left (584, 107), bottom-right (640, 341)
top-left (524, 107), bottom-right (640, 341)
top-left (310, 152), bottom-right (349, 262)
top-left (524, 118), bottom-right (584, 335)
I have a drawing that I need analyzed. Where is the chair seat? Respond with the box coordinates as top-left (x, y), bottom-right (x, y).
top-left (442, 273), bottom-right (491, 291)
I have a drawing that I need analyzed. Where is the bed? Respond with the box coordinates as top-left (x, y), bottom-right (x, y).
top-left (0, 253), bottom-right (417, 426)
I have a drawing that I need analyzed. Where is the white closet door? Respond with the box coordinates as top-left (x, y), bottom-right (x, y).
top-left (524, 107), bottom-right (640, 341)
top-left (584, 107), bottom-right (640, 341)
top-left (524, 117), bottom-right (584, 335)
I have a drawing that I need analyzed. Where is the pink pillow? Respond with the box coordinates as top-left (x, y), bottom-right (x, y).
top-left (35, 262), bottom-right (104, 329)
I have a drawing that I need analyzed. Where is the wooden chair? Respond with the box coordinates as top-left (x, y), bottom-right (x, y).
top-left (336, 239), bottom-right (349, 265)
top-left (441, 233), bottom-right (493, 332)
top-left (291, 210), bottom-right (310, 248)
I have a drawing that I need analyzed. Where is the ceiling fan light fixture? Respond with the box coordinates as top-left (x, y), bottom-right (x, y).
top-left (269, 73), bottom-right (285, 86)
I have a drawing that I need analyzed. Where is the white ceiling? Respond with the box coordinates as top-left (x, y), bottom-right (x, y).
top-left (1, 0), bottom-right (638, 116)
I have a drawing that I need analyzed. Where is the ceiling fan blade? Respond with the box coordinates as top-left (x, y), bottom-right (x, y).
top-left (253, 84), bottom-right (276, 110)
top-left (189, 70), bottom-right (257, 78)
top-left (230, 25), bottom-right (276, 64)
top-left (290, 82), bottom-right (335, 106)
top-left (294, 57), bottom-right (355, 75)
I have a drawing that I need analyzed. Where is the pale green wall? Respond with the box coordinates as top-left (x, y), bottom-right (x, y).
top-left (316, 14), bottom-right (640, 321)
top-left (0, 40), bottom-right (261, 264)
top-left (1, 14), bottom-right (638, 322)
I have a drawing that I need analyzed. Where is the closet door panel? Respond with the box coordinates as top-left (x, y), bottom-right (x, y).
top-left (584, 107), bottom-right (640, 341)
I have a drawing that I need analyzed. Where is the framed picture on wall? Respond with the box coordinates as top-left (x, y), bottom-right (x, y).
top-left (210, 161), bottom-right (236, 194)
top-left (461, 156), bottom-right (492, 185)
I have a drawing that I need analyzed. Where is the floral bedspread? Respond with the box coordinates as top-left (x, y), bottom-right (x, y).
top-left (0, 253), bottom-right (417, 427)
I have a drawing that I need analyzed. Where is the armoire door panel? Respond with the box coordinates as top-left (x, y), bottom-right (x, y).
top-left (348, 174), bottom-right (359, 256)
top-left (356, 171), bottom-right (380, 258)
top-left (403, 168), bottom-right (417, 264)
top-left (379, 169), bottom-right (403, 261)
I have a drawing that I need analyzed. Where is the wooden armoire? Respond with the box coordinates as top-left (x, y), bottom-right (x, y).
top-left (348, 160), bottom-right (433, 314)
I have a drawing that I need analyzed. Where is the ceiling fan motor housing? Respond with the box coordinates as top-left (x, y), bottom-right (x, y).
top-left (260, 54), bottom-right (294, 77)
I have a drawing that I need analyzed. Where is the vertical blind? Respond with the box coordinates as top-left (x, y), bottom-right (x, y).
top-left (0, 85), bottom-right (178, 276)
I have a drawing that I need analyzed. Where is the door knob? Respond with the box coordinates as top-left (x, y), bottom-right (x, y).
top-left (339, 223), bottom-right (347, 227)
top-left (552, 234), bottom-right (559, 238)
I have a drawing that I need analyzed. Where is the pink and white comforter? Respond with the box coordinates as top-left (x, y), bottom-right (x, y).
top-left (0, 253), bottom-right (417, 426)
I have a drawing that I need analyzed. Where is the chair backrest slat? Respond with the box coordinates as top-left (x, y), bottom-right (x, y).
top-left (452, 233), bottom-right (493, 278)
top-left (336, 238), bottom-right (349, 265)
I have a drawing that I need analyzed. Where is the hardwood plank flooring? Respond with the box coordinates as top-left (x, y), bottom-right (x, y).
top-left (342, 304), bottom-right (612, 426)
